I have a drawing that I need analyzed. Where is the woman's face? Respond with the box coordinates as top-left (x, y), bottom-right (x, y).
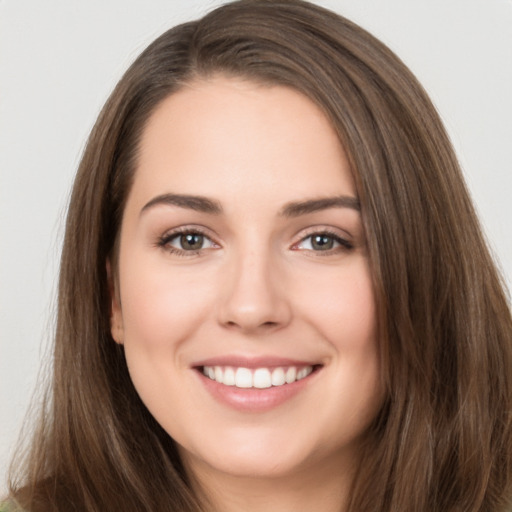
top-left (111, 77), bottom-right (382, 482)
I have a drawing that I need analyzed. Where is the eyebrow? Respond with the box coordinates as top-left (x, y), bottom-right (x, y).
top-left (279, 196), bottom-right (360, 217)
top-left (140, 193), bottom-right (360, 217)
top-left (140, 193), bottom-right (223, 216)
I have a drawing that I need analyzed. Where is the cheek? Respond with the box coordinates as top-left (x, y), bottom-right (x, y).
top-left (118, 258), bottom-right (216, 353)
top-left (296, 259), bottom-right (377, 349)
top-left (116, 259), bottom-right (219, 430)
top-left (298, 259), bottom-right (381, 433)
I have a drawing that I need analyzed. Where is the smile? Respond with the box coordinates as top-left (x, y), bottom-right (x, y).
top-left (202, 365), bottom-right (314, 389)
top-left (194, 357), bottom-right (322, 412)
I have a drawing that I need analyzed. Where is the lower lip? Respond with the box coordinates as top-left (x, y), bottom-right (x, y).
top-left (196, 368), bottom-right (319, 412)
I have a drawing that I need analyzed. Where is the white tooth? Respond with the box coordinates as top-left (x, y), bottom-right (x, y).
top-left (203, 366), bottom-right (209, 377)
top-left (297, 366), bottom-right (313, 380)
top-left (285, 367), bottom-right (297, 384)
top-left (214, 366), bottom-right (223, 382)
top-left (271, 367), bottom-right (286, 386)
top-left (223, 367), bottom-right (235, 386)
top-left (235, 367), bottom-right (253, 388)
top-left (207, 366), bottom-right (215, 380)
top-left (253, 368), bottom-right (272, 389)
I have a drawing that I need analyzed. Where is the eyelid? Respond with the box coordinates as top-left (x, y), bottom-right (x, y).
top-left (159, 224), bottom-right (215, 240)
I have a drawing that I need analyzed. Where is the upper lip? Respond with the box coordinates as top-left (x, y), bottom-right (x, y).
top-left (192, 355), bottom-right (321, 369)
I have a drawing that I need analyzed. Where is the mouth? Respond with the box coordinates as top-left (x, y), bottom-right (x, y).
top-left (200, 364), bottom-right (318, 389)
top-left (193, 359), bottom-right (323, 412)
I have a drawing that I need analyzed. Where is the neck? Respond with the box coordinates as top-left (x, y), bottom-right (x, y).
top-left (187, 452), bottom-right (355, 512)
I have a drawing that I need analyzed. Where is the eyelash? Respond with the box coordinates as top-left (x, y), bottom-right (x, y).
top-left (156, 227), bottom-right (354, 257)
top-left (292, 229), bottom-right (354, 255)
top-left (156, 226), bottom-right (216, 257)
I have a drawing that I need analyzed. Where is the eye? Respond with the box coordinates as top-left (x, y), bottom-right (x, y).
top-left (294, 232), bottom-right (353, 252)
top-left (158, 229), bottom-right (218, 255)
top-left (171, 233), bottom-right (212, 251)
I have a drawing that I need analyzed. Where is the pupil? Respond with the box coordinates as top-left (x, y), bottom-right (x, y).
top-left (181, 234), bottom-right (203, 250)
top-left (312, 235), bottom-right (333, 250)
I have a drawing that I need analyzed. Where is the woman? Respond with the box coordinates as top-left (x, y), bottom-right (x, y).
top-left (6, 0), bottom-right (512, 510)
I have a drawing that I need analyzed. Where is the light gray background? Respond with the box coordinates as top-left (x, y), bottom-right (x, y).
top-left (1, 0), bottom-right (511, 490)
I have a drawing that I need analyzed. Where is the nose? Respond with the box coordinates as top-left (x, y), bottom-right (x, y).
top-left (217, 248), bottom-right (292, 334)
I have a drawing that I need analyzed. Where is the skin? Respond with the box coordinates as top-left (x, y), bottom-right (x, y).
top-left (111, 77), bottom-right (383, 512)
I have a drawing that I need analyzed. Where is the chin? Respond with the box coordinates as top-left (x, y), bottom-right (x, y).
top-left (178, 424), bottom-right (339, 482)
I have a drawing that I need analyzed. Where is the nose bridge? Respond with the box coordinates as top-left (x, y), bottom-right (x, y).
top-left (218, 238), bottom-right (291, 332)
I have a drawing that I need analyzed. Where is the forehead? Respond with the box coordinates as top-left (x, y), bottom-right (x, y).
top-left (129, 76), bottom-right (355, 211)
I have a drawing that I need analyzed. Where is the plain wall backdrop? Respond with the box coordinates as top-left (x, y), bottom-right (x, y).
top-left (1, 0), bottom-right (511, 490)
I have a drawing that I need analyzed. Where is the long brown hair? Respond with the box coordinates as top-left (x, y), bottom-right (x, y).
top-left (8, 1), bottom-right (512, 510)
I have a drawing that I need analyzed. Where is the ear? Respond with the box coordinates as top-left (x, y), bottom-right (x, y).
top-left (107, 259), bottom-right (124, 345)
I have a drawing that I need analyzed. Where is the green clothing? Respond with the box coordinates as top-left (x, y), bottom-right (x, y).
top-left (0, 502), bottom-right (21, 512)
